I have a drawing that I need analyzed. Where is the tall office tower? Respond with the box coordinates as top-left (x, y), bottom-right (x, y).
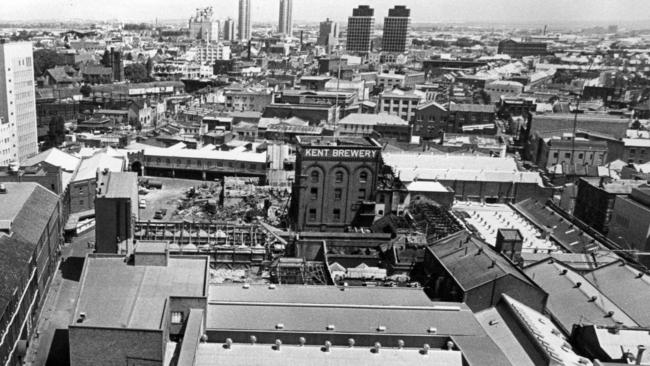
top-left (382, 5), bottom-right (410, 53)
top-left (318, 18), bottom-right (339, 52)
top-left (346, 5), bottom-right (374, 53)
top-left (223, 17), bottom-right (236, 41)
top-left (238, 0), bottom-right (251, 41)
top-left (0, 41), bottom-right (38, 164)
top-left (278, 0), bottom-right (293, 35)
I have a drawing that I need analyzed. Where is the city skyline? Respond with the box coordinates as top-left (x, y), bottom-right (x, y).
top-left (3, 0), bottom-right (650, 25)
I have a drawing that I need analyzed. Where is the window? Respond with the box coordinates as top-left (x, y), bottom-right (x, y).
top-left (578, 153), bottom-right (584, 160)
top-left (334, 188), bottom-right (342, 200)
top-left (553, 152), bottom-right (559, 158)
top-left (79, 200), bottom-right (84, 206)
top-left (310, 187), bottom-right (318, 200)
top-left (171, 311), bottom-right (183, 324)
top-left (564, 153), bottom-right (571, 159)
top-left (358, 188), bottom-right (366, 199)
top-left (308, 209), bottom-right (317, 221)
top-left (378, 194), bottom-right (385, 203)
top-left (335, 171), bottom-right (344, 183)
top-left (333, 209), bottom-right (341, 221)
top-left (359, 171), bottom-right (368, 183)
top-left (311, 171), bottom-right (319, 183)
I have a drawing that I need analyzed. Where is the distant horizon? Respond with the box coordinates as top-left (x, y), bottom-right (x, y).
top-left (2, 0), bottom-right (650, 27)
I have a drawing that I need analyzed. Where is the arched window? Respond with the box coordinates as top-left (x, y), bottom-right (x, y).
top-left (359, 171), bottom-right (368, 183)
top-left (335, 171), bottom-right (344, 183)
top-left (311, 171), bottom-right (319, 183)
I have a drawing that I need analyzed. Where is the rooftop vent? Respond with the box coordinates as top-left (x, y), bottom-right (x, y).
top-left (326, 324), bottom-right (335, 331)
top-left (242, 283), bottom-right (250, 289)
top-left (589, 295), bottom-right (598, 302)
top-left (574, 282), bottom-right (582, 288)
top-left (224, 338), bottom-right (232, 349)
top-left (298, 337), bottom-right (306, 346)
top-left (268, 284), bottom-right (276, 290)
top-left (323, 341), bottom-right (332, 352)
top-left (397, 339), bottom-right (405, 349)
top-left (427, 327), bottom-right (437, 334)
top-left (347, 338), bottom-right (355, 348)
top-left (372, 342), bottom-right (381, 353)
top-left (636, 272), bottom-right (644, 279)
top-left (377, 325), bottom-right (386, 332)
top-left (0, 184), bottom-right (6, 194)
top-left (275, 323), bottom-right (284, 330)
top-left (421, 344), bottom-right (431, 355)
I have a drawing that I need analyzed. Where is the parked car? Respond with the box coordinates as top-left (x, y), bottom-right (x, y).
top-left (139, 198), bottom-right (147, 209)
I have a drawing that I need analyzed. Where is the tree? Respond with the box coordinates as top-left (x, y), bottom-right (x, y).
top-left (33, 49), bottom-right (65, 77)
top-left (80, 84), bottom-right (92, 97)
top-left (124, 63), bottom-right (150, 83)
top-left (145, 57), bottom-right (154, 76)
top-left (47, 115), bottom-right (66, 148)
top-left (101, 50), bottom-right (111, 67)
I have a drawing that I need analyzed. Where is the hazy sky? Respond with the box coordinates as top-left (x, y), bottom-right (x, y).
top-left (2, 0), bottom-right (650, 24)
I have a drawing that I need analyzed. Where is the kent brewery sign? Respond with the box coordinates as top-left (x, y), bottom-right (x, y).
top-left (303, 148), bottom-right (378, 160)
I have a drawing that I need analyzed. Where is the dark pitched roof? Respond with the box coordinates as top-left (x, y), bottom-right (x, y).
top-left (427, 231), bottom-right (536, 291)
top-left (513, 199), bottom-right (602, 253)
top-left (582, 261), bottom-right (650, 327)
top-left (11, 184), bottom-right (59, 244)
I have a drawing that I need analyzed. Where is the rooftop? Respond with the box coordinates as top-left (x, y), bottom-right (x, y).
top-left (582, 261), bottom-right (650, 327)
top-left (297, 136), bottom-right (380, 148)
top-left (97, 171), bottom-right (137, 199)
top-left (339, 113), bottom-right (408, 126)
top-left (382, 153), bottom-right (543, 185)
top-left (72, 254), bottom-right (208, 330)
top-left (73, 151), bottom-right (125, 182)
top-left (523, 259), bottom-right (638, 334)
top-left (127, 145), bottom-right (267, 164)
top-left (427, 231), bottom-right (538, 292)
top-left (453, 202), bottom-right (558, 253)
top-left (194, 343), bottom-right (462, 366)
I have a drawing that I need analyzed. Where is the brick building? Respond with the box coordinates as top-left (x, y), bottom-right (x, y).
top-left (94, 171), bottom-right (139, 254)
top-left (68, 250), bottom-right (209, 366)
top-left (290, 136), bottom-right (382, 231)
top-left (0, 183), bottom-right (61, 366)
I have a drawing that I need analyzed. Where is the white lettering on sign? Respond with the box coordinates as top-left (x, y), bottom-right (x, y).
top-left (304, 148), bottom-right (377, 159)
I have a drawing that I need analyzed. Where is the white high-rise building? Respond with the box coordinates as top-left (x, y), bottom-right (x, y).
top-left (238, 0), bottom-right (251, 41)
top-left (278, 0), bottom-right (293, 35)
top-left (189, 7), bottom-right (220, 42)
top-left (0, 41), bottom-right (38, 164)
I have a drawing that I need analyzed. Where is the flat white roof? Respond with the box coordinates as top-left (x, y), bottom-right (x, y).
top-left (383, 153), bottom-right (542, 184)
top-left (407, 181), bottom-right (449, 193)
top-left (141, 146), bottom-right (267, 163)
top-left (623, 138), bottom-right (650, 147)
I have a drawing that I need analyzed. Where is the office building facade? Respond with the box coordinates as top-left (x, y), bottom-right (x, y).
top-left (238, 0), bottom-right (252, 41)
top-left (278, 0), bottom-right (293, 35)
top-left (346, 5), bottom-right (374, 53)
top-left (382, 5), bottom-right (410, 53)
top-left (0, 41), bottom-right (38, 164)
top-left (223, 17), bottom-right (236, 41)
top-left (318, 18), bottom-right (339, 52)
